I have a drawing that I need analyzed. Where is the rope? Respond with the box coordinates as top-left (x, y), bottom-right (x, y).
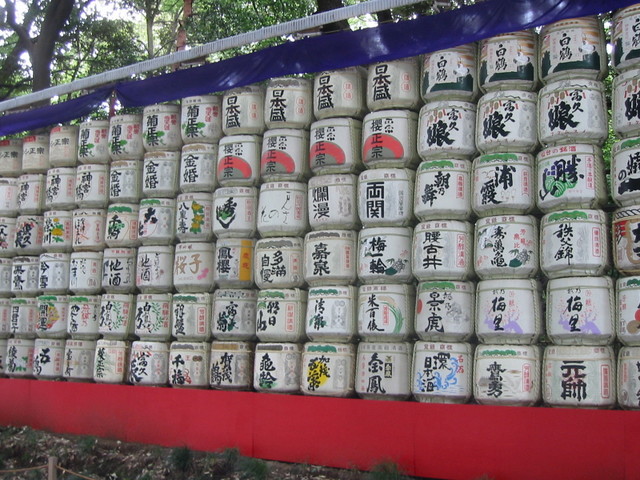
top-left (56, 465), bottom-right (101, 480)
top-left (0, 464), bottom-right (47, 473)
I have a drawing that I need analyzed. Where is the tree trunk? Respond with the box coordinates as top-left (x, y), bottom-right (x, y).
top-left (316, 0), bottom-right (350, 33)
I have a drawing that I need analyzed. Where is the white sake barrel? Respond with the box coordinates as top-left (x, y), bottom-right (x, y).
top-left (415, 281), bottom-right (475, 342)
top-left (417, 100), bottom-right (477, 160)
top-left (45, 167), bottom-right (76, 209)
top-left (366, 58), bottom-right (421, 112)
top-left (543, 345), bottom-right (615, 408)
top-left (257, 181), bottom-right (308, 237)
top-left (303, 230), bottom-right (356, 287)
top-left (213, 238), bottom-right (254, 289)
top-left (362, 110), bottom-right (419, 170)
top-left (358, 226), bottom-right (413, 284)
top-left (222, 84), bottom-right (266, 136)
top-left (17, 174), bottom-right (45, 214)
top-left (134, 293), bottom-right (172, 341)
top-left (0, 338), bottom-right (5, 374)
top-left (414, 159), bottom-right (471, 221)
top-left (93, 339), bottom-right (130, 384)
top-left (356, 341), bottom-right (411, 400)
top-left (137, 198), bottom-right (175, 245)
top-left (612, 138), bottom-right (640, 207)
top-left (209, 341), bottom-right (254, 390)
top-left (308, 174), bottom-right (359, 231)
top-left (476, 90), bottom-right (538, 154)
top-left (472, 153), bottom-right (534, 217)
top-left (179, 143), bottom-right (218, 192)
top-left (105, 204), bottom-right (139, 248)
top-left (37, 294), bottom-right (68, 339)
top-left (612, 4), bottom-right (640, 72)
top-left (212, 186), bottom-right (257, 238)
top-left (357, 168), bottom-right (414, 227)
top-left (357, 283), bottom-right (415, 342)
top-left (128, 340), bottom-right (169, 386)
top-left (175, 192), bottom-right (213, 242)
top-left (109, 160), bottom-right (142, 203)
top-left (14, 215), bottom-right (44, 255)
top-left (421, 43), bottom-right (478, 102)
top-left (136, 245), bottom-right (174, 293)
top-left (305, 285), bottom-right (357, 342)
top-left (11, 256), bottom-right (40, 296)
top-left (474, 214), bottom-right (539, 279)
top-left (254, 237), bottom-right (303, 289)
top-left (101, 247), bottom-right (136, 293)
top-left (260, 128), bottom-right (310, 181)
top-left (69, 251), bottom-right (103, 294)
top-left (172, 293), bottom-right (212, 341)
top-left (67, 295), bottom-right (101, 340)
top-left (313, 67), bottom-right (367, 120)
top-left (474, 344), bottom-right (541, 406)
top-left (142, 151), bottom-right (179, 197)
top-left (411, 341), bottom-right (473, 404)
top-left (77, 119), bottom-right (110, 164)
top-left (412, 220), bottom-right (473, 281)
top-left (0, 298), bottom-right (10, 337)
top-left (142, 103), bottom-right (182, 152)
top-left (253, 342), bottom-right (302, 393)
top-left (617, 276), bottom-right (640, 346)
top-left (212, 289), bottom-right (257, 341)
top-left (256, 288), bottom-right (307, 343)
top-left (33, 338), bottom-right (65, 379)
top-left (613, 206), bottom-right (640, 275)
top-left (38, 252), bottom-right (70, 294)
top-left (536, 144), bottom-right (606, 212)
top-left (169, 341), bottom-right (210, 387)
top-left (22, 135), bottom-right (50, 173)
top-left (49, 125), bottom-right (78, 167)
top-left (173, 242), bottom-right (215, 293)
top-left (479, 30), bottom-right (538, 92)
top-left (613, 69), bottom-right (640, 138)
top-left (539, 16), bottom-right (607, 83)
top-left (10, 297), bottom-right (38, 338)
top-left (0, 259), bottom-right (11, 297)
top-left (5, 338), bottom-right (35, 377)
top-left (181, 95), bottom-right (223, 144)
top-left (540, 209), bottom-right (609, 278)
top-left (618, 346), bottom-right (640, 409)
top-left (0, 178), bottom-right (18, 216)
top-left (0, 217), bottom-right (16, 257)
top-left (108, 114), bottom-right (144, 161)
top-left (42, 211), bottom-right (72, 253)
top-left (264, 77), bottom-right (313, 130)
top-left (99, 293), bottom-right (135, 340)
top-left (475, 278), bottom-right (542, 345)
top-left (309, 118), bottom-right (363, 175)
top-left (546, 276), bottom-right (615, 346)
top-left (0, 139), bottom-right (22, 176)
top-left (538, 79), bottom-right (607, 147)
top-left (217, 134), bottom-right (261, 187)
top-left (301, 342), bottom-right (356, 397)
top-left (62, 339), bottom-right (96, 380)
top-left (71, 209), bottom-right (106, 251)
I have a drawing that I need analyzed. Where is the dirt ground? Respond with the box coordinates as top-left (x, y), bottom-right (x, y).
top-left (0, 426), bottom-right (428, 480)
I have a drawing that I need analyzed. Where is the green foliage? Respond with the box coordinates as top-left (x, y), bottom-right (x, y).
top-left (237, 456), bottom-right (269, 480)
top-left (169, 445), bottom-right (193, 473)
top-left (76, 435), bottom-right (97, 454)
top-left (368, 460), bottom-right (408, 480)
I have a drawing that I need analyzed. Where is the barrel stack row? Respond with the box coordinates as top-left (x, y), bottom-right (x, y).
top-left (2, 5), bottom-right (640, 408)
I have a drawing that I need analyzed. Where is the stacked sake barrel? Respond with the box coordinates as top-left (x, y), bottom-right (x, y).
top-left (610, 3), bottom-right (640, 410)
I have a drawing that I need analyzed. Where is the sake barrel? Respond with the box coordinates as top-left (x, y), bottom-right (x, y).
top-left (475, 278), bottom-right (542, 345)
top-left (0, 139), bottom-right (22, 176)
top-left (38, 252), bottom-right (70, 294)
top-left (412, 220), bottom-right (473, 281)
top-left (264, 77), bottom-right (313, 130)
top-left (255, 288), bottom-right (307, 343)
top-left (0, 217), bottom-right (16, 257)
top-left (181, 94), bottom-right (223, 144)
top-left (613, 68), bottom-right (640, 138)
top-left (175, 192), bottom-right (214, 242)
top-left (212, 186), bottom-right (258, 238)
top-left (618, 346), bottom-right (640, 409)
top-left (173, 242), bottom-right (215, 293)
top-left (108, 114), bottom-right (144, 161)
top-left (45, 167), bottom-right (76, 209)
top-left (301, 342), bottom-right (356, 397)
top-left (172, 293), bottom-right (212, 341)
top-left (22, 135), bottom-right (50, 173)
top-left (169, 341), bottom-right (211, 387)
top-left (5, 338), bottom-right (35, 377)
top-left (417, 100), bottom-right (477, 160)
top-left (542, 344), bottom-right (616, 408)
top-left (71, 209), bottom-right (106, 251)
top-left (33, 338), bottom-right (65, 379)
top-left (612, 3), bottom-right (640, 72)
top-left (613, 206), bottom-right (640, 275)
top-left (142, 103), bottom-right (182, 152)
top-left (11, 297), bottom-right (39, 338)
top-left (305, 285), bottom-right (357, 343)
top-left (213, 238), bottom-right (254, 289)
top-left (67, 295), bottom-right (101, 340)
top-left (616, 276), bottom-right (640, 346)
top-left (222, 84), bottom-right (266, 136)
top-left (313, 67), bottom-right (367, 120)
top-left (362, 110), bottom-right (419, 170)
top-left (0, 259), bottom-right (10, 297)
top-left (77, 119), bottom-right (110, 164)
top-left (479, 30), bottom-right (538, 92)
top-left (62, 339), bottom-right (96, 380)
top-left (128, 340), bottom-right (169, 386)
top-left (93, 339), bottom-right (130, 384)
top-left (11, 256), bottom-right (40, 296)
top-left (105, 204), bottom-right (139, 248)
top-left (0, 178), bottom-right (18, 216)
top-left (14, 215), bottom-right (44, 255)
top-left (366, 57), bottom-right (421, 112)
top-left (612, 137), bottom-right (640, 207)
top-left (414, 158), bottom-right (471, 221)
top-left (358, 226), bottom-right (413, 284)
top-left (99, 293), bottom-right (135, 340)
top-left (254, 237), bottom-right (304, 289)
top-left (36, 294), bottom-right (68, 339)
top-left (179, 143), bottom-right (218, 193)
top-left (473, 344), bottom-right (541, 406)
top-left (253, 342), bottom-right (302, 393)
top-left (134, 293), bottom-right (172, 341)
top-left (356, 341), bottom-right (412, 400)
top-left (142, 151), bottom-right (180, 198)
top-left (217, 134), bottom-right (262, 187)
top-left (136, 245), bottom-right (174, 293)
top-left (303, 230), bottom-right (356, 287)
top-left (256, 181), bottom-right (308, 237)
top-left (415, 281), bottom-right (475, 342)
top-left (212, 288), bottom-right (257, 341)
top-left (0, 338), bottom-right (5, 374)
top-left (357, 168), bottom-right (415, 227)
top-left (309, 118), bottom-right (363, 175)
top-left (49, 125), bottom-right (79, 167)
top-left (421, 43), bottom-right (478, 102)
top-left (101, 247), bottom-right (137, 293)
top-left (307, 174), bottom-right (360, 231)
top-left (17, 174), bottom-right (45, 214)
top-left (357, 283), bottom-right (415, 342)
top-left (137, 198), bottom-right (175, 245)
top-left (546, 276), bottom-right (615, 346)
top-left (109, 160), bottom-right (142, 203)
top-left (260, 128), bottom-right (310, 182)
top-left (0, 298), bottom-right (10, 337)
top-left (209, 341), bottom-right (254, 390)
top-left (42, 211), bottom-right (73, 253)
top-left (69, 251), bottom-right (103, 295)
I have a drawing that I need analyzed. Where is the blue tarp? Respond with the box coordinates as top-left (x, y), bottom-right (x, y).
top-left (0, 0), bottom-right (636, 137)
